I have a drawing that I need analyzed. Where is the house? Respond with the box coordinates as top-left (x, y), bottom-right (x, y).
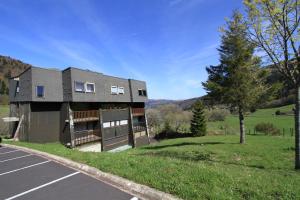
top-left (8, 66), bottom-right (149, 151)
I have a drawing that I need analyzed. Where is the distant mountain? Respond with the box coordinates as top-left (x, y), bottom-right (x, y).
top-left (146, 97), bottom-right (203, 110)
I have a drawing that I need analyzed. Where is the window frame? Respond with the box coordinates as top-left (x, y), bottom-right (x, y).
top-left (138, 89), bottom-right (147, 96)
top-left (85, 82), bottom-right (95, 93)
top-left (74, 81), bottom-right (85, 92)
top-left (36, 85), bottom-right (45, 98)
top-left (111, 86), bottom-right (118, 95)
top-left (118, 86), bottom-right (124, 94)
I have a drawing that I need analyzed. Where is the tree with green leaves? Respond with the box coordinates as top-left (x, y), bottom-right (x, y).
top-left (190, 100), bottom-right (206, 136)
top-left (244, 0), bottom-right (300, 169)
top-left (203, 11), bottom-right (267, 144)
top-left (0, 80), bottom-right (7, 95)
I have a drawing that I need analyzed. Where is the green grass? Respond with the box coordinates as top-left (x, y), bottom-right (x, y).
top-left (4, 135), bottom-right (300, 200)
top-left (0, 104), bottom-right (9, 136)
top-left (0, 104), bottom-right (9, 116)
top-left (208, 105), bottom-right (294, 136)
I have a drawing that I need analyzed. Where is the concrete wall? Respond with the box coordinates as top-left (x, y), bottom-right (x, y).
top-left (9, 68), bottom-right (32, 102)
top-left (10, 67), bottom-right (148, 103)
top-left (129, 79), bottom-right (147, 102)
top-left (31, 68), bottom-right (63, 102)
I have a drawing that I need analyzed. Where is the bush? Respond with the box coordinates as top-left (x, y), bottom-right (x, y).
top-left (207, 108), bottom-right (230, 122)
top-left (255, 123), bottom-right (281, 135)
top-left (275, 110), bottom-right (281, 115)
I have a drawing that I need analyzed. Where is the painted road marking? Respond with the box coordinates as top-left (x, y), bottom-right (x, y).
top-left (0, 150), bottom-right (20, 155)
top-left (0, 155), bottom-right (32, 163)
top-left (0, 160), bottom-right (51, 176)
top-left (5, 172), bottom-right (80, 200)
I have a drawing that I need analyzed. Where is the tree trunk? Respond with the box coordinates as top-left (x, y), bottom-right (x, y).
top-left (239, 108), bottom-right (245, 144)
top-left (295, 87), bottom-right (300, 169)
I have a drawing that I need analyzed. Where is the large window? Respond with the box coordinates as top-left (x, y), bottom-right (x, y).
top-left (118, 87), bottom-right (124, 94)
top-left (138, 89), bottom-right (147, 97)
top-left (75, 81), bottom-right (85, 92)
top-left (111, 86), bottom-right (118, 94)
top-left (36, 85), bottom-right (44, 98)
top-left (85, 82), bottom-right (95, 93)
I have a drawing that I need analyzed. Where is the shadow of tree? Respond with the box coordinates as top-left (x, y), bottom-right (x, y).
top-left (139, 150), bottom-right (214, 162)
top-left (142, 141), bottom-right (236, 150)
top-left (138, 147), bottom-right (268, 170)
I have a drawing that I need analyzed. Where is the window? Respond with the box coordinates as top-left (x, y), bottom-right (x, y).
top-left (116, 121), bottom-right (120, 126)
top-left (103, 122), bottom-right (110, 128)
top-left (120, 120), bottom-right (128, 125)
top-left (111, 86), bottom-right (118, 94)
top-left (16, 81), bottom-right (19, 93)
top-left (138, 89), bottom-right (143, 96)
top-left (36, 85), bottom-right (44, 98)
top-left (85, 82), bottom-right (95, 93)
top-left (118, 87), bottom-right (124, 94)
top-left (75, 81), bottom-right (85, 92)
top-left (138, 89), bottom-right (147, 96)
top-left (142, 90), bottom-right (147, 96)
top-left (110, 121), bottom-right (115, 127)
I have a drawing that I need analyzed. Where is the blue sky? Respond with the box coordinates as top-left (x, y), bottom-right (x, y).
top-left (0, 0), bottom-right (243, 100)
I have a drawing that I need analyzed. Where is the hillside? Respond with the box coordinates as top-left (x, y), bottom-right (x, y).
top-left (146, 97), bottom-right (202, 110)
top-left (0, 55), bottom-right (32, 104)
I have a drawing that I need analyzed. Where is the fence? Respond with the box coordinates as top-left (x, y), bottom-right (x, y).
top-left (222, 127), bottom-right (295, 137)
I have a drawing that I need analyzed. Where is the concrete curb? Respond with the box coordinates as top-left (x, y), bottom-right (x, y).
top-left (2, 143), bottom-right (181, 200)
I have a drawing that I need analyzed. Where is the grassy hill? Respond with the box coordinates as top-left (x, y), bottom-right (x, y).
top-left (208, 104), bottom-right (295, 136)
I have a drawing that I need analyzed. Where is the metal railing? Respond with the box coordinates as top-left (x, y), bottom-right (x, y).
top-left (73, 110), bottom-right (99, 119)
top-left (133, 122), bottom-right (146, 133)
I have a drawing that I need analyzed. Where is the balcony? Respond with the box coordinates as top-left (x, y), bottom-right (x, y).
top-left (133, 122), bottom-right (146, 133)
top-left (73, 110), bottom-right (99, 123)
top-left (74, 129), bottom-right (101, 146)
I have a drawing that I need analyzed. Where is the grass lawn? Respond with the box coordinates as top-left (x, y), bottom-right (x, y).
top-left (0, 104), bottom-right (9, 136)
top-left (208, 105), bottom-right (295, 136)
top-left (4, 135), bottom-right (300, 200)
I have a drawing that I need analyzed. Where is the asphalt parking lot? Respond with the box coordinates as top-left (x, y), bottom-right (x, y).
top-left (0, 146), bottom-right (137, 200)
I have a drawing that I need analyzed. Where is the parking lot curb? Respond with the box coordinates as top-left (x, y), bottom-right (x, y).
top-left (2, 143), bottom-right (181, 200)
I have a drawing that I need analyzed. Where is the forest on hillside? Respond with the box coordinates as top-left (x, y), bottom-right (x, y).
top-left (0, 55), bottom-right (32, 104)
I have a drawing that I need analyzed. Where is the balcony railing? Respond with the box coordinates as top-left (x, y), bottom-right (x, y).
top-left (132, 108), bottom-right (145, 116)
top-left (133, 122), bottom-right (146, 133)
top-left (73, 110), bottom-right (99, 122)
top-left (74, 129), bottom-right (101, 146)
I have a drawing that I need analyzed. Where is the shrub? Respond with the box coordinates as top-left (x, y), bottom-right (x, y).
top-left (190, 100), bottom-right (206, 136)
top-left (207, 108), bottom-right (230, 122)
top-left (275, 110), bottom-right (281, 115)
top-left (255, 122), bottom-right (281, 135)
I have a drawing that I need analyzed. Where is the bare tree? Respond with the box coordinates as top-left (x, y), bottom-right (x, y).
top-left (244, 0), bottom-right (300, 169)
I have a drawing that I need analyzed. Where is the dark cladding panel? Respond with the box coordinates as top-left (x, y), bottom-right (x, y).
top-left (28, 102), bottom-right (61, 143)
top-left (129, 79), bottom-right (148, 103)
top-left (31, 67), bottom-right (63, 102)
top-left (102, 109), bottom-right (129, 122)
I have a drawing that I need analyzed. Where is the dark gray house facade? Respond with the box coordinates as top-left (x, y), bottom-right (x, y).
top-left (9, 67), bottom-right (149, 151)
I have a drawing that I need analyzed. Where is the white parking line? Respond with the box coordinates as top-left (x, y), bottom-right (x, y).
top-left (0, 154), bottom-right (32, 163)
top-left (0, 160), bottom-right (51, 176)
top-left (0, 150), bottom-right (20, 155)
top-left (5, 171), bottom-right (80, 200)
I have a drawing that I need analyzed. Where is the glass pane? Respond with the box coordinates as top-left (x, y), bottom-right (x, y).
top-left (36, 86), bottom-right (44, 97)
top-left (86, 83), bottom-right (94, 92)
top-left (103, 122), bottom-right (110, 128)
top-left (111, 86), bottom-right (118, 94)
top-left (75, 82), bottom-right (85, 92)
